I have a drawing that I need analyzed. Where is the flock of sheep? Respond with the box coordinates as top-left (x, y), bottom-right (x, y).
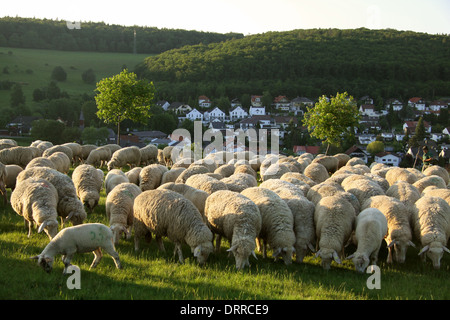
top-left (0, 137), bottom-right (449, 275)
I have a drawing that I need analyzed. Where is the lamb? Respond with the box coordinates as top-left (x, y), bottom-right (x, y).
top-left (86, 146), bottom-right (112, 168)
top-left (422, 165), bottom-right (449, 185)
top-left (46, 151), bottom-right (71, 174)
top-left (157, 182), bottom-right (209, 219)
top-left (72, 164), bottom-right (104, 213)
top-left (362, 195), bottom-right (415, 264)
top-left (4, 164), bottom-right (23, 190)
top-left (185, 173), bottom-right (228, 195)
top-left (17, 167), bottom-right (87, 226)
top-left (105, 169), bottom-right (129, 194)
top-left (314, 194), bottom-right (356, 270)
top-left (106, 182), bottom-right (142, 244)
top-left (412, 196), bottom-right (450, 269)
top-left (205, 190), bottom-right (262, 269)
top-left (30, 223), bottom-right (122, 273)
top-left (139, 164), bottom-right (168, 191)
top-left (10, 178), bottom-right (59, 239)
top-left (303, 162), bottom-right (329, 184)
top-left (107, 146), bottom-right (141, 171)
top-left (0, 146), bottom-right (36, 168)
top-left (241, 187), bottom-right (296, 265)
top-left (346, 208), bottom-right (388, 273)
top-left (133, 189), bottom-right (214, 265)
top-left (139, 144), bottom-right (158, 166)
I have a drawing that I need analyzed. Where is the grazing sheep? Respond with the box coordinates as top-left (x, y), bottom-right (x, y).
top-left (157, 182), bottom-right (209, 219)
top-left (385, 181), bottom-right (421, 219)
top-left (160, 167), bottom-right (186, 185)
top-left (220, 173), bottom-right (257, 192)
top-left (62, 142), bottom-right (83, 164)
top-left (261, 163), bottom-right (291, 182)
top-left (80, 144), bottom-right (97, 163)
top-left (334, 153), bottom-right (350, 168)
top-left (25, 157), bottom-right (56, 170)
top-left (139, 164), bottom-right (168, 191)
top-left (303, 162), bottom-right (329, 184)
top-left (162, 146), bottom-right (174, 167)
top-left (107, 146), bottom-right (141, 171)
top-left (422, 165), bottom-right (449, 185)
top-left (11, 178), bottom-right (59, 239)
top-left (241, 187), bottom-right (296, 265)
top-left (106, 182), bottom-right (142, 244)
top-left (205, 190), bottom-right (262, 269)
top-left (346, 208), bottom-right (388, 273)
top-left (345, 157), bottom-right (366, 166)
top-left (105, 169), bottom-right (129, 194)
top-left (72, 164), bottom-right (104, 213)
top-left (185, 173), bottom-right (228, 195)
top-left (134, 189), bottom-right (214, 265)
top-left (314, 194), bottom-right (356, 270)
top-left (306, 182), bottom-right (345, 206)
top-left (412, 175), bottom-right (447, 193)
top-left (46, 151), bottom-right (71, 174)
top-left (385, 167), bottom-right (419, 186)
top-left (33, 140), bottom-right (53, 153)
top-left (0, 162), bottom-right (7, 204)
top-left (86, 146), bottom-right (112, 168)
top-left (0, 138), bottom-right (17, 146)
top-left (125, 167), bottom-right (142, 185)
top-left (312, 155), bottom-right (339, 173)
top-left (5, 164), bottom-right (23, 190)
top-left (342, 178), bottom-right (385, 208)
top-left (412, 196), bottom-right (450, 269)
top-left (362, 195), bottom-right (415, 264)
top-left (175, 165), bottom-right (210, 184)
top-left (42, 145), bottom-right (73, 161)
top-left (139, 144), bottom-right (158, 166)
top-left (214, 164), bottom-right (235, 178)
top-left (422, 188), bottom-right (450, 206)
top-left (17, 167), bottom-right (87, 226)
top-left (0, 146), bottom-right (36, 168)
top-left (30, 223), bottom-right (122, 273)
top-left (234, 164), bottom-right (257, 180)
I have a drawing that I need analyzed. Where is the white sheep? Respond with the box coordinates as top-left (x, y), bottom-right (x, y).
top-left (46, 151), bottom-right (71, 174)
top-left (0, 162), bottom-right (7, 204)
top-left (72, 164), bottom-right (104, 213)
top-left (0, 146), bottom-right (36, 168)
top-left (412, 175), bottom-right (447, 193)
top-left (62, 142), bottom-right (83, 164)
top-left (175, 165), bottom-right (210, 183)
top-left (412, 196), bottom-right (450, 269)
top-left (10, 178), bottom-right (59, 239)
top-left (205, 189), bottom-right (262, 269)
top-left (133, 189), bottom-right (214, 265)
top-left (139, 164), bottom-right (168, 191)
top-left (422, 165), bottom-right (449, 185)
top-left (106, 182), bottom-right (142, 244)
top-left (80, 144), bottom-right (97, 163)
top-left (363, 195), bottom-right (415, 264)
top-left (86, 146), bottom-right (112, 168)
top-left (160, 167), bottom-right (186, 185)
top-left (220, 173), bottom-right (257, 192)
top-left (125, 167), bottom-right (142, 185)
top-left (105, 169), bottom-right (129, 194)
top-left (312, 155), bottom-right (339, 173)
top-left (342, 178), bottom-right (385, 208)
top-left (385, 181), bottom-right (421, 220)
top-left (346, 208), bottom-right (388, 273)
top-left (422, 188), bottom-right (450, 206)
top-left (139, 144), bottom-right (158, 166)
top-left (303, 162), bottom-right (329, 184)
top-left (42, 145), bottom-right (73, 161)
top-left (314, 194), bottom-right (356, 270)
top-left (30, 223), bottom-right (122, 273)
top-left (185, 173), bottom-right (228, 195)
top-left (4, 164), bottom-right (23, 190)
top-left (241, 187), bottom-right (296, 265)
top-left (25, 157), bottom-right (56, 170)
top-left (17, 167), bottom-right (87, 226)
top-left (107, 146), bottom-right (142, 171)
top-left (385, 167), bottom-right (419, 186)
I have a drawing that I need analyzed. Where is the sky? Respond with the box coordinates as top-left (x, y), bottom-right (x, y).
top-left (2, 0), bottom-right (450, 35)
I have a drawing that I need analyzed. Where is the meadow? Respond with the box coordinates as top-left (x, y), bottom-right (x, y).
top-left (0, 165), bottom-right (449, 301)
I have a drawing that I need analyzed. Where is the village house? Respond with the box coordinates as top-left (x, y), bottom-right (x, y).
top-left (408, 97), bottom-right (426, 111)
top-left (359, 104), bottom-right (377, 117)
top-left (251, 95), bottom-right (263, 107)
top-left (273, 96), bottom-right (290, 111)
top-left (290, 96), bottom-right (313, 115)
top-left (186, 108), bottom-right (204, 121)
top-left (204, 107), bottom-right (226, 122)
top-left (293, 145), bottom-right (320, 156)
top-left (403, 120), bottom-right (432, 135)
top-left (168, 102), bottom-right (192, 115)
top-left (427, 100), bottom-right (448, 114)
top-left (198, 95), bottom-right (212, 108)
top-left (156, 100), bottom-right (170, 111)
top-left (345, 145), bottom-right (369, 163)
top-left (385, 98), bottom-right (403, 111)
top-left (249, 105), bottom-right (266, 116)
top-left (374, 151), bottom-right (401, 167)
top-left (229, 105), bottom-right (248, 121)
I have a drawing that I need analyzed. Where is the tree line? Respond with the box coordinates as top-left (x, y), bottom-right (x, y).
top-left (0, 17), bottom-right (243, 54)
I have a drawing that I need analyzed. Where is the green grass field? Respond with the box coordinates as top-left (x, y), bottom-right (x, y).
top-left (0, 167), bottom-right (449, 301)
top-left (0, 47), bottom-right (150, 110)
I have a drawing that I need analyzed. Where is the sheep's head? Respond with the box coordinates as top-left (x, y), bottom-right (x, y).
top-left (387, 238), bottom-right (415, 263)
top-left (83, 194), bottom-right (99, 213)
top-left (193, 242), bottom-right (214, 265)
top-left (346, 252), bottom-right (370, 273)
top-left (227, 239), bottom-right (257, 270)
top-left (419, 242), bottom-right (450, 270)
top-left (273, 246), bottom-right (295, 265)
top-left (295, 242), bottom-right (315, 263)
top-left (110, 225), bottom-right (129, 245)
top-left (38, 219), bottom-right (59, 240)
top-left (316, 248), bottom-right (341, 270)
top-left (30, 255), bottom-right (54, 273)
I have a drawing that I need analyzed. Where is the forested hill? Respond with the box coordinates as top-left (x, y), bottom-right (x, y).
top-left (0, 17), bottom-right (243, 54)
top-left (138, 28), bottom-right (450, 102)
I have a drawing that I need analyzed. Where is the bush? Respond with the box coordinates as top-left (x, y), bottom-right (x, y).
top-left (51, 66), bottom-right (67, 82)
top-left (81, 68), bottom-right (96, 84)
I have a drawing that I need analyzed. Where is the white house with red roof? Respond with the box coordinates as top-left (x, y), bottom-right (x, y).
top-left (408, 97), bottom-right (426, 111)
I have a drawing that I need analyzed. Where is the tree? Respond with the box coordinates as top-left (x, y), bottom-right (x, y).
top-left (95, 69), bottom-right (156, 145)
top-left (51, 66), bottom-right (67, 82)
top-left (367, 140), bottom-right (385, 155)
top-left (30, 119), bottom-right (66, 144)
top-left (10, 84), bottom-right (25, 107)
top-left (82, 68), bottom-right (96, 84)
top-left (302, 92), bottom-right (360, 154)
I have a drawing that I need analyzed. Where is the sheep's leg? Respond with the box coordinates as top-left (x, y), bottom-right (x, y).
top-left (215, 234), bottom-right (222, 253)
top-left (90, 248), bottom-right (103, 269)
top-left (256, 237), bottom-right (262, 253)
top-left (62, 252), bottom-right (75, 274)
top-left (173, 243), bottom-right (184, 264)
top-left (386, 247), bottom-right (393, 264)
top-left (102, 243), bottom-right (123, 269)
top-left (156, 236), bottom-right (165, 252)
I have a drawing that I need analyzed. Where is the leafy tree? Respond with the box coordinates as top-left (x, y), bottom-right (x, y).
top-left (51, 66), bottom-right (67, 82)
top-left (95, 69), bottom-right (156, 145)
top-left (303, 92), bottom-right (360, 154)
top-left (414, 116), bottom-right (427, 142)
top-left (10, 84), bottom-right (25, 107)
top-left (82, 68), bottom-right (96, 84)
top-left (81, 126), bottom-right (110, 145)
top-left (30, 119), bottom-right (66, 144)
top-left (367, 140), bottom-right (385, 155)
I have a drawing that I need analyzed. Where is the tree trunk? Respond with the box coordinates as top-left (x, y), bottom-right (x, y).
top-left (117, 121), bottom-right (121, 146)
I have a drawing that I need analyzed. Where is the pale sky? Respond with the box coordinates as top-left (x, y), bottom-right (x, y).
top-left (2, 0), bottom-right (450, 35)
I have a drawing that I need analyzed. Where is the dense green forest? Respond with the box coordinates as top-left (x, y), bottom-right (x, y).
top-left (0, 17), bottom-right (243, 54)
top-left (137, 28), bottom-right (450, 102)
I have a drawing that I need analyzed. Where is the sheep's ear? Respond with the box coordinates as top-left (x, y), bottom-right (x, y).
top-left (252, 251), bottom-right (257, 260)
top-left (307, 243), bottom-right (316, 253)
top-left (193, 245), bottom-right (202, 257)
top-left (345, 254), bottom-right (354, 260)
top-left (418, 245), bottom-right (429, 256)
top-left (408, 241), bottom-right (416, 248)
top-left (272, 248), bottom-right (282, 258)
top-left (443, 247), bottom-right (450, 254)
top-left (333, 251), bottom-right (341, 264)
top-left (37, 221), bottom-right (48, 233)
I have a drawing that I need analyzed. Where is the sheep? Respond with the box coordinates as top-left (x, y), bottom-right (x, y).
top-left (303, 162), bottom-right (329, 184)
top-left (205, 190), bottom-right (261, 269)
top-left (25, 157), bottom-right (56, 170)
top-left (80, 144), bottom-right (97, 163)
top-left (125, 167), bottom-right (142, 185)
top-left (346, 208), bottom-right (388, 273)
top-left (342, 178), bottom-right (385, 208)
top-left (107, 146), bottom-right (141, 171)
top-left (412, 196), bottom-right (450, 269)
top-left (306, 182), bottom-right (345, 206)
top-left (241, 187), bottom-right (296, 265)
top-left (0, 138), bottom-right (17, 146)
top-left (279, 174), bottom-right (311, 195)
top-left (312, 155), bottom-right (339, 173)
top-left (214, 164), bottom-right (235, 178)
top-left (106, 182), bottom-right (142, 244)
top-left (234, 164), bottom-right (257, 180)
top-left (62, 142), bottom-right (83, 164)
top-left (30, 223), bottom-right (122, 273)
top-left (105, 169), bottom-right (129, 194)
top-left (345, 157), bottom-right (366, 166)
top-left (334, 153), bottom-right (350, 168)
top-left (157, 182), bottom-right (209, 219)
top-left (190, 158), bottom-right (217, 173)
top-left (422, 188), bottom-right (450, 206)
top-left (86, 146), bottom-right (112, 168)
top-left (138, 144), bottom-right (157, 166)
top-left (412, 175), bottom-right (447, 193)
top-left (10, 178), bottom-right (59, 239)
top-left (46, 151), bottom-right (71, 174)
top-left (17, 167), bottom-right (87, 226)
top-left (422, 165), bottom-right (449, 185)
top-left (362, 195), bottom-right (415, 264)
top-left (34, 140), bottom-right (53, 153)
top-left (42, 145), bottom-right (73, 161)
top-left (133, 189), bottom-right (214, 265)
top-left (72, 164), bottom-right (104, 213)
top-left (314, 194), bottom-right (356, 270)
top-left (385, 167), bottom-right (419, 186)
top-left (220, 173), bottom-right (257, 192)
top-left (139, 164), bottom-right (168, 191)
top-left (160, 167), bottom-right (186, 185)
top-left (0, 146), bottom-right (36, 168)
top-left (385, 181), bottom-right (421, 220)
top-left (185, 173), bottom-right (228, 195)
top-left (5, 164), bottom-right (23, 190)
top-left (261, 163), bottom-right (292, 181)
top-left (0, 162), bottom-right (7, 204)
top-left (162, 146), bottom-right (174, 167)
top-left (175, 165), bottom-right (210, 184)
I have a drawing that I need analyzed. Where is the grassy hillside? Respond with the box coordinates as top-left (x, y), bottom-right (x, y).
top-left (0, 47), bottom-right (150, 111)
